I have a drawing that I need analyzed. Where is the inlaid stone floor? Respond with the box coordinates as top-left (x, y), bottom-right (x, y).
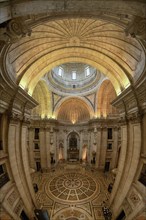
top-left (32, 163), bottom-right (113, 220)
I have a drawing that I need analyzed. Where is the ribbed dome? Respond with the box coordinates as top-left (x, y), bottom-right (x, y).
top-left (6, 18), bottom-right (145, 95)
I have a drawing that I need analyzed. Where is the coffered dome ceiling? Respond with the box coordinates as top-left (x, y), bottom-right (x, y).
top-left (6, 18), bottom-right (145, 96)
top-left (4, 16), bottom-right (145, 123)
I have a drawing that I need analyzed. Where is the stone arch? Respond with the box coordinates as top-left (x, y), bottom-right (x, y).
top-left (31, 80), bottom-right (52, 118)
top-left (55, 97), bottom-right (92, 124)
top-left (54, 96), bottom-right (94, 120)
top-left (96, 79), bottom-right (117, 118)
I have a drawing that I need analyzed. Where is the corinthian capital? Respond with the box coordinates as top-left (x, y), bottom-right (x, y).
top-left (125, 16), bottom-right (146, 40)
top-left (0, 18), bottom-right (32, 43)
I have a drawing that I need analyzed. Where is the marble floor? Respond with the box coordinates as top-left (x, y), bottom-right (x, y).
top-left (32, 163), bottom-right (113, 220)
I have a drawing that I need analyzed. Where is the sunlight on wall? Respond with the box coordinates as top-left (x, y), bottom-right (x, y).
top-left (82, 145), bottom-right (87, 161)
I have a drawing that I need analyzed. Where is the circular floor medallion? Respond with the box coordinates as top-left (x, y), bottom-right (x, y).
top-left (47, 172), bottom-right (98, 202)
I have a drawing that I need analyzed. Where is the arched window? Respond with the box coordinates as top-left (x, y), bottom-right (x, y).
top-left (58, 67), bottom-right (63, 77)
top-left (72, 71), bottom-right (77, 80)
top-left (85, 66), bottom-right (90, 77)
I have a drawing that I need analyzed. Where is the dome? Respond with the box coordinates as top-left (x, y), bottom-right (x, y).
top-left (46, 62), bottom-right (105, 96)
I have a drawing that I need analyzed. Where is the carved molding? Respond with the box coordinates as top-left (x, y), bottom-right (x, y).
top-left (14, 199), bottom-right (23, 216)
top-left (123, 198), bottom-right (132, 216)
top-left (125, 16), bottom-right (146, 40)
top-left (128, 188), bottom-right (142, 209)
top-left (7, 189), bottom-right (19, 207)
top-left (9, 111), bottom-right (23, 122)
top-left (0, 18), bottom-right (32, 43)
top-left (127, 111), bottom-right (143, 124)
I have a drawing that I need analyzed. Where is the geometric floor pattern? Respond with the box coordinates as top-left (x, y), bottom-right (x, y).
top-left (32, 163), bottom-right (113, 220)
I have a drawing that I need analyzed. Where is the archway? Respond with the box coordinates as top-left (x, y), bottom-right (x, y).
top-left (67, 132), bottom-right (80, 161)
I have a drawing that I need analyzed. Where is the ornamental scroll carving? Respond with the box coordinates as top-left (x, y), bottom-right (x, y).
top-left (125, 16), bottom-right (146, 40)
top-left (0, 18), bottom-right (31, 43)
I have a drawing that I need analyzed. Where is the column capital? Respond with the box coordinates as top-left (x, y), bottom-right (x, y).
top-left (8, 111), bottom-right (23, 123)
top-left (0, 18), bottom-right (32, 44)
top-left (127, 111), bottom-right (143, 124)
top-left (125, 16), bottom-right (146, 40)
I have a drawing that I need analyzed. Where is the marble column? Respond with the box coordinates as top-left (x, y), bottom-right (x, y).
top-left (21, 122), bottom-right (36, 207)
top-left (79, 130), bottom-right (83, 160)
top-left (110, 124), bottom-right (128, 206)
top-left (28, 127), bottom-right (35, 169)
top-left (8, 119), bottom-right (34, 218)
top-left (95, 128), bottom-right (102, 169)
top-left (40, 128), bottom-right (47, 170)
top-left (90, 130), bottom-right (95, 163)
top-left (45, 128), bottom-right (51, 169)
top-left (111, 127), bottom-right (119, 169)
top-left (53, 132), bottom-right (57, 162)
top-left (112, 121), bottom-right (141, 216)
top-left (87, 131), bottom-right (91, 163)
top-left (64, 131), bottom-right (67, 160)
top-left (99, 127), bottom-right (107, 170)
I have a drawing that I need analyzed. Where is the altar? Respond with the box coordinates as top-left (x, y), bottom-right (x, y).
top-left (67, 148), bottom-right (79, 161)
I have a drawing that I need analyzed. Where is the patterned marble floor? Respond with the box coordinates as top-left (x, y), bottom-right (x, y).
top-left (32, 163), bottom-right (113, 220)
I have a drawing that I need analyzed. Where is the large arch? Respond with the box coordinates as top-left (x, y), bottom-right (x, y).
top-left (25, 54), bottom-right (125, 95)
top-left (56, 97), bottom-right (91, 124)
top-left (31, 80), bottom-right (52, 118)
top-left (97, 79), bottom-right (117, 118)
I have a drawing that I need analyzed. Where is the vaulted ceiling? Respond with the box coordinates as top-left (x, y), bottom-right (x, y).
top-left (6, 18), bottom-right (145, 95)
top-left (1, 1), bottom-right (145, 123)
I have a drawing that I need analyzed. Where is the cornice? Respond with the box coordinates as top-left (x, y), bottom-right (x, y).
top-left (4, 1), bottom-right (146, 19)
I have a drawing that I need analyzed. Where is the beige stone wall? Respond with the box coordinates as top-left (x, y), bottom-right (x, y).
top-left (28, 119), bottom-right (120, 172)
top-left (110, 78), bottom-right (146, 219)
top-left (0, 114), bottom-right (36, 219)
